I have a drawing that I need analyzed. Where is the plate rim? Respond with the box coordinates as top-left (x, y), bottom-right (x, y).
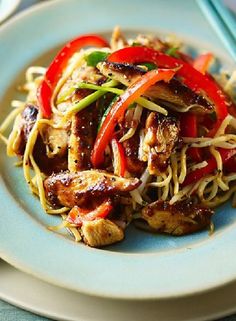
top-left (1, 259), bottom-right (236, 321)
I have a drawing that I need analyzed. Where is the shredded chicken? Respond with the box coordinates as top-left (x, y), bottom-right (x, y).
top-left (143, 112), bottom-right (180, 174)
top-left (41, 126), bottom-right (68, 158)
top-left (68, 104), bottom-right (98, 171)
top-left (110, 26), bottom-right (128, 51)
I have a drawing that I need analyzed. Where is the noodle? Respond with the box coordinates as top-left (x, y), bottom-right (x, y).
top-left (178, 145), bottom-right (188, 184)
top-left (148, 166), bottom-right (172, 188)
top-left (170, 153), bottom-right (179, 195)
top-left (169, 184), bottom-right (194, 205)
top-left (119, 104), bottom-right (143, 142)
top-left (203, 185), bottom-right (236, 208)
top-left (0, 105), bottom-right (24, 133)
top-left (197, 175), bottom-right (217, 202)
top-left (188, 160), bottom-right (208, 172)
top-left (29, 154), bottom-right (48, 211)
top-left (0, 133), bottom-right (8, 145)
top-left (214, 115), bottom-right (233, 137)
top-left (209, 146), bottom-right (229, 191)
top-left (22, 118), bottom-right (40, 193)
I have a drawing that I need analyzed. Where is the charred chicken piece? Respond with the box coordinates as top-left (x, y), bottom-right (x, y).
top-left (44, 170), bottom-right (140, 208)
top-left (143, 112), bottom-right (179, 174)
top-left (68, 104), bottom-right (98, 172)
top-left (98, 61), bottom-right (214, 114)
top-left (8, 104), bottom-right (38, 156)
top-left (98, 61), bottom-right (144, 85)
top-left (8, 103), bottom-right (68, 174)
top-left (141, 199), bottom-right (214, 235)
top-left (81, 218), bottom-right (124, 247)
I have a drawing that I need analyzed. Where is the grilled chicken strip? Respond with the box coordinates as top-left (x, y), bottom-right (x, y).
top-left (143, 112), bottom-right (179, 174)
top-left (141, 200), bottom-right (214, 235)
top-left (68, 104), bottom-right (98, 171)
top-left (81, 218), bottom-right (124, 247)
top-left (44, 170), bottom-right (140, 208)
top-left (98, 61), bottom-right (214, 114)
top-left (7, 104), bottom-right (38, 156)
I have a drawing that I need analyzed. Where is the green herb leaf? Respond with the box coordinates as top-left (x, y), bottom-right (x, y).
top-left (77, 82), bottom-right (168, 116)
top-left (141, 62), bottom-right (157, 71)
top-left (85, 51), bottom-right (109, 67)
top-left (165, 47), bottom-right (179, 58)
top-left (128, 102), bottom-right (136, 109)
top-left (98, 96), bottom-right (118, 131)
top-left (132, 41), bottom-right (141, 47)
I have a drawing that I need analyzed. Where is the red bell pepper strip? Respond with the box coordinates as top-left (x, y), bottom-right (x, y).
top-left (107, 46), bottom-right (230, 136)
top-left (67, 199), bottom-right (113, 227)
top-left (193, 53), bottom-right (213, 74)
top-left (91, 68), bottom-right (176, 168)
top-left (224, 156), bottom-right (236, 173)
top-left (37, 34), bottom-right (109, 118)
top-left (37, 81), bottom-right (52, 119)
top-left (180, 113), bottom-right (201, 162)
top-left (182, 148), bottom-right (236, 187)
top-left (111, 138), bottom-right (126, 177)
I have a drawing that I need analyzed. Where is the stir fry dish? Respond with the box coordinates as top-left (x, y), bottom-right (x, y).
top-left (1, 27), bottom-right (236, 247)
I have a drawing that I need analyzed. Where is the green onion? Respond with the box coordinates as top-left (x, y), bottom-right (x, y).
top-left (128, 102), bottom-right (136, 109)
top-left (141, 62), bottom-right (157, 71)
top-left (165, 47), bottom-right (179, 58)
top-left (64, 80), bottom-right (119, 118)
top-left (56, 78), bottom-right (118, 105)
top-left (57, 87), bottom-right (75, 104)
top-left (98, 95), bottom-right (118, 131)
top-left (64, 91), bottom-right (105, 117)
top-left (132, 42), bottom-right (141, 47)
top-left (77, 82), bottom-right (168, 116)
top-left (85, 51), bottom-right (109, 67)
top-left (78, 82), bottom-right (123, 95)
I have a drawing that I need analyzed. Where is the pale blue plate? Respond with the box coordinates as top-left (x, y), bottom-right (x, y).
top-left (0, 0), bottom-right (236, 299)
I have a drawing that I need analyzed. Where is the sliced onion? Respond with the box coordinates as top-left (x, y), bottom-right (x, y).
top-left (111, 138), bottom-right (121, 176)
top-left (138, 129), bottom-right (146, 161)
top-left (138, 168), bottom-right (151, 194)
top-left (119, 105), bottom-right (143, 143)
top-left (130, 189), bottom-right (145, 206)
